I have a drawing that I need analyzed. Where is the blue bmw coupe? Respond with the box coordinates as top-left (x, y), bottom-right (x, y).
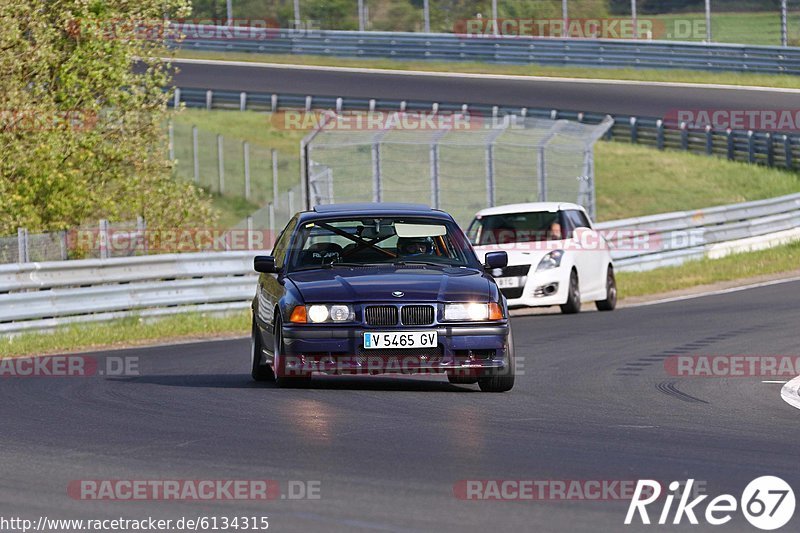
top-left (251, 203), bottom-right (515, 392)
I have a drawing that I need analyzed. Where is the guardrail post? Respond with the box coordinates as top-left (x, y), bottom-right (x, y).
top-left (336, 98), bottom-right (343, 114)
top-left (400, 101), bottom-right (407, 112)
top-left (705, 125), bottom-right (713, 155)
top-left (656, 119), bottom-right (664, 150)
top-left (239, 92), bottom-right (247, 111)
top-left (192, 125), bottom-right (199, 183)
top-left (173, 88), bottom-right (181, 109)
top-left (205, 90), bottom-right (213, 110)
top-left (726, 129), bottom-right (734, 160)
top-left (271, 94), bottom-right (278, 112)
top-left (268, 202), bottom-right (276, 247)
top-left (432, 102), bottom-right (439, 115)
top-left (17, 228), bottom-right (28, 264)
top-left (577, 112), bottom-right (584, 123)
top-left (243, 141), bottom-right (251, 200)
top-left (747, 130), bottom-right (755, 163)
top-left (550, 109), bottom-right (558, 120)
top-left (272, 149), bottom-right (279, 202)
top-left (630, 116), bottom-right (638, 144)
top-left (784, 135), bottom-right (794, 169)
top-left (305, 95), bottom-right (312, 112)
top-left (520, 107), bottom-right (527, 118)
top-left (680, 122), bottom-right (688, 151)
top-left (369, 99), bottom-right (376, 112)
top-left (217, 134), bottom-right (225, 193)
top-left (766, 133), bottom-right (774, 167)
top-left (99, 219), bottom-right (109, 260)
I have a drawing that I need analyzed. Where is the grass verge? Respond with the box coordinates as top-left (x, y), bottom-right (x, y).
top-left (618, 240), bottom-right (800, 298)
top-left (173, 49), bottom-right (800, 90)
top-left (0, 311), bottom-right (250, 358)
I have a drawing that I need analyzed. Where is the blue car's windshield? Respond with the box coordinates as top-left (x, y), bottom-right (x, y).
top-left (288, 217), bottom-right (480, 271)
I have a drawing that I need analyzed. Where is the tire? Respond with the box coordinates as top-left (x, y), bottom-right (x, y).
top-left (559, 269), bottom-right (581, 314)
top-left (272, 315), bottom-right (312, 388)
top-left (595, 267), bottom-right (617, 312)
top-left (251, 318), bottom-right (275, 382)
top-left (478, 326), bottom-right (515, 393)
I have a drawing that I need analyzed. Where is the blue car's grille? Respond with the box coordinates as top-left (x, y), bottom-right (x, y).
top-left (365, 306), bottom-right (399, 326)
top-left (401, 305), bottom-right (435, 326)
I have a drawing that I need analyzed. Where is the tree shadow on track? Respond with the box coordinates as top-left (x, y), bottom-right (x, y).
top-left (109, 374), bottom-right (478, 392)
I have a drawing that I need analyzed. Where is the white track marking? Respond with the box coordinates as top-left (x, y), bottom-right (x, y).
top-left (169, 57), bottom-right (800, 94)
top-left (781, 376), bottom-right (800, 410)
top-left (624, 275), bottom-right (800, 308)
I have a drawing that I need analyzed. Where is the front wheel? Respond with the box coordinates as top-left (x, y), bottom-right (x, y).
top-left (560, 269), bottom-right (581, 314)
top-left (272, 316), bottom-right (312, 388)
top-left (595, 267), bottom-right (617, 311)
top-left (251, 318), bottom-right (275, 382)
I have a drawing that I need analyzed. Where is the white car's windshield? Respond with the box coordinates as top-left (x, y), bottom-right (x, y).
top-left (467, 212), bottom-right (563, 245)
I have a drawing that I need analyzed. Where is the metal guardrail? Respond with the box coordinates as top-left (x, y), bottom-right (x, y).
top-left (3, 192), bottom-right (800, 334)
top-left (174, 28), bottom-right (800, 75)
top-left (172, 87), bottom-right (800, 171)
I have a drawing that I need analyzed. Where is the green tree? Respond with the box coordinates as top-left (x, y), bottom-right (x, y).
top-left (0, 0), bottom-right (216, 235)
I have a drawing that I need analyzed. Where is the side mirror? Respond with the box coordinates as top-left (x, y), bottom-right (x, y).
top-left (484, 251), bottom-right (508, 270)
top-left (254, 255), bottom-right (278, 274)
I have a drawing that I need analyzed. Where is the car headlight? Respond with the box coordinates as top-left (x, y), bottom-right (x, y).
top-left (294, 304), bottom-right (355, 323)
top-left (444, 302), bottom-right (503, 321)
top-left (536, 250), bottom-right (564, 271)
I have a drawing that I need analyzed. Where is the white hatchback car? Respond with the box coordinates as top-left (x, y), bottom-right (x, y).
top-left (467, 202), bottom-right (616, 313)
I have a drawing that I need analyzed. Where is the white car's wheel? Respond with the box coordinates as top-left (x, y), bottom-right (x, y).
top-left (596, 267), bottom-right (617, 312)
top-left (560, 269), bottom-right (581, 314)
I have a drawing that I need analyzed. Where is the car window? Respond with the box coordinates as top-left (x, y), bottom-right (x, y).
top-left (271, 216), bottom-right (297, 269)
top-left (288, 217), bottom-right (479, 270)
top-left (565, 210), bottom-right (591, 229)
top-left (467, 212), bottom-right (562, 244)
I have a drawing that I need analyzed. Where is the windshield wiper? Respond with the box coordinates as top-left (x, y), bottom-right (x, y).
top-left (392, 260), bottom-right (451, 268)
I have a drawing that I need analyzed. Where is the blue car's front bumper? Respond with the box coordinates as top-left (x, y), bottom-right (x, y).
top-left (281, 323), bottom-right (511, 376)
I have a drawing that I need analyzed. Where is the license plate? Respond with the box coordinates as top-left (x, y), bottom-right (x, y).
top-left (363, 331), bottom-right (438, 349)
top-left (495, 276), bottom-right (523, 289)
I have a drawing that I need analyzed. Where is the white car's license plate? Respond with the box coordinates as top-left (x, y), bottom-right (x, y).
top-left (495, 276), bottom-right (522, 289)
top-left (363, 331), bottom-right (438, 349)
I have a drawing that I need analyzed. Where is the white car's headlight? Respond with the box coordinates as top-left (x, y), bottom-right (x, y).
top-left (444, 302), bottom-right (503, 321)
top-left (536, 250), bottom-right (564, 272)
top-left (306, 304), bottom-right (354, 323)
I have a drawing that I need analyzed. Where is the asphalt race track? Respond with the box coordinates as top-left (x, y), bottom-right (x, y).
top-left (171, 59), bottom-right (800, 117)
top-left (2, 280), bottom-right (799, 532)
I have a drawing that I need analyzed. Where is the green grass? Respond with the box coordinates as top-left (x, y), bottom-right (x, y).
top-left (173, 49), bottom-right (800, 90)
top-left (618, 240), bottom-right (800, 298)
top-left (594, 142), bottom-right (800, 221)
top-left (650, 11), bottom-right (800, 46)
top-left (0, 311), bottom-right (250, 358)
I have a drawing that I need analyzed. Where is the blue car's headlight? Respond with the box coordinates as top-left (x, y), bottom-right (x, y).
top-left (306, 304), bottom-right (354, 323)
top-left (536, 250), bottom-right (564, 271)
top-left (444, 302), bottom-right (503, 321)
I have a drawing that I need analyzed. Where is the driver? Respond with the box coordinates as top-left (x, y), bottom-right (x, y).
top-left (397, 237), bottom-right (433, 257)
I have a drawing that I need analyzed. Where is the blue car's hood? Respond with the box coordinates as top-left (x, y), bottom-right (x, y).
top-left (286, 266), bottom-right (493, 303)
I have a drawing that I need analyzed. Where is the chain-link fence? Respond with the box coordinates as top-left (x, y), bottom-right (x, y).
top-left (303, 113), bottom-right (613, 226)
top-left (170, 121), bottom-right (299, 206)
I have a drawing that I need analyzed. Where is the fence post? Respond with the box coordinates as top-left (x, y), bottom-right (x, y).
top-left (784, 135), bottom-right (793, 169)
top-left (747, 130), bottom-right (755, 163)
top-left (272, 149), bottom-right (279, 203)
top-left (217, 134), bottom-right (225, 194)
top-left (680, 121), bottom-right (689, 151)
top-left (268, 202), bottom-right (276, 247)
top-left (243, 141), bottom-right (251, 201)
top-left (60, 230), bottom-right (68, 261)
top-left (168, 120), bottom-right (175, 161)
top-left (705, 125), bottom-right (713, 155)
top-left (17, 228), bottom-right (28, 264)
top-left (137, 216), bottom-right (147, 254)
top-left (371, 140), bottom-right (382, 202)
top-left (766, 133), bottom-right (774, 167)
top-left (430, 143), bottom-right (440, 209)
top-left (246, 215), bottom-right (254, 250)
top-left (726, 129), bottom-right (735, 160)
top-left (99, 219), bottom-right (109, 260)
top-left (288, 189), bottom-right (295, 215)
top-left (192, 125), bottom-right (199, 183)
top-left (240, 91), bottom-right (247, 111)
top-left (537, 146), bottom-right (547, 202)
top-left (485, 143), bottom-right (495, 207)
top-left (630, 116), bottom-right (638, 144)
top-left (656, 119), bottom-right (664, 150)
